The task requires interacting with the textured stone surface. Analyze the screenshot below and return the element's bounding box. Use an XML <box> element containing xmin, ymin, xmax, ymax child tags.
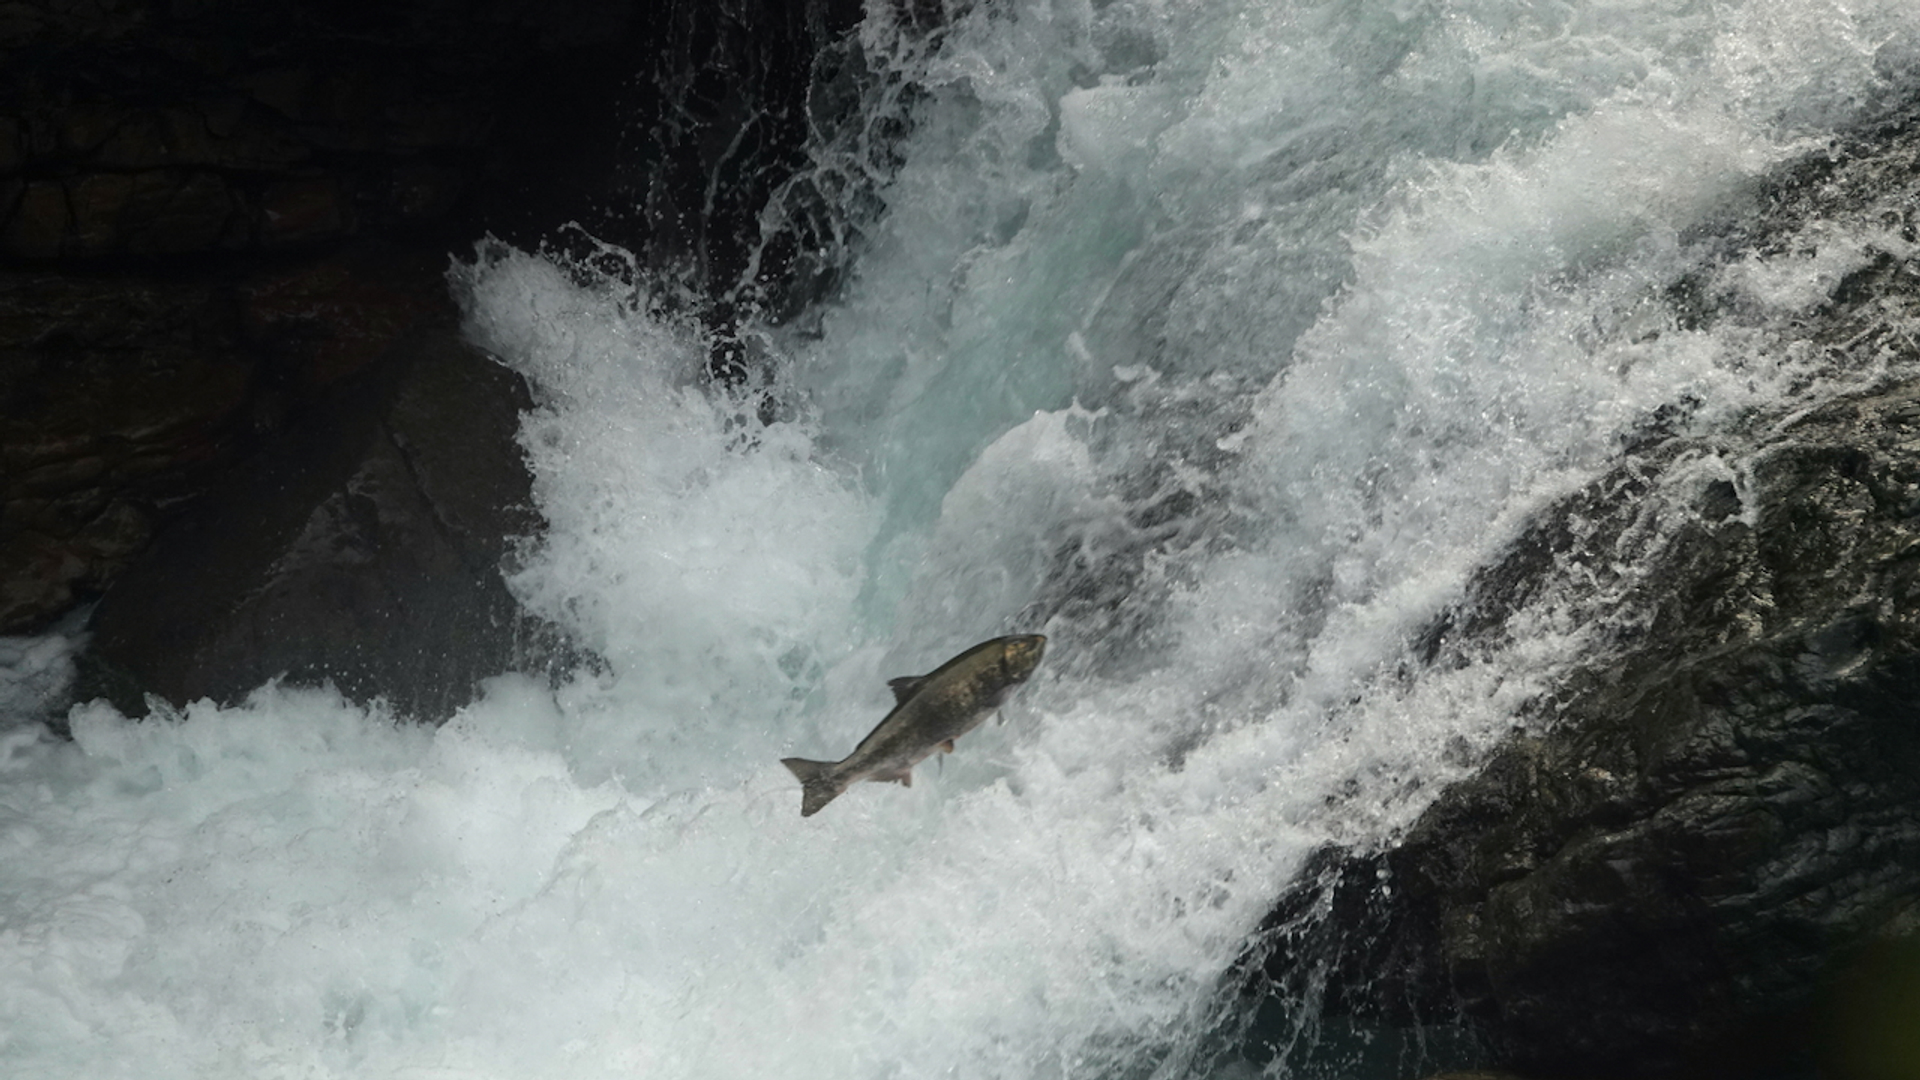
<box><xmin>0</xmin><ymin>242</ymin><xmax>453</xmax><ymax>633</ymax></box>
<box><xmin>1422</xmin><ymin>381</ymin><xmax>1920</xmax><ymax>1076</ymax></box>
<box><xmin>79</xmin><ymin>329</ymin><xmax>557</xmax><ymax>723</ymax></box>
<box><xmin>1243</xmin><ymin>389</ymin><xmax>1920</xmax><ymax>1080</ymax></box>
<box><xmin>1243</xmin><ymin>101</ymin><xmax>1920</xmax><ymax>1080</ymax></box>
<box><xmin>0</xmin><ymin>4</ymin><xmax>562</xmax><ymax>261</ymax></box>
<box><xmin>2</xmin><ymin>0</ymin><xmax>868</xmax><ymax>639</ymax></box>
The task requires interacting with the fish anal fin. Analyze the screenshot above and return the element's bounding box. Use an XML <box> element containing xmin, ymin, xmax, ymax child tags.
<box><xmin>887</xmin><ymin>675</ymin><xmax>931</xmax><ymax>705</ymax></box>
<box><xmin>868</xmin><ymin>765</ymin><xmax>914</xmax><ymax>787</ymax></box>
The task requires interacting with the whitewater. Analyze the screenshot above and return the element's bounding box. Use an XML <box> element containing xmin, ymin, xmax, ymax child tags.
<box><xmin>6</xmin><ymin>0</ymin><xmax>1920</xmax><ymax>1077</ymax></box>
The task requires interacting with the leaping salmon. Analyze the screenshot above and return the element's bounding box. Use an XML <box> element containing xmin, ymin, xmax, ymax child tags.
<box><xmin>781</xmin><ymin>634</ymin><xmax>1047</xmax><ymax>817</ymax></box>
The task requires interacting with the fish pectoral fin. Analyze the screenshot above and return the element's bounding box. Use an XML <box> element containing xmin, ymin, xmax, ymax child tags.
<box><xmin>940</xmin><ymin>739</ymin><xmax>955</xmax><ymax>753</ymax></box>
<box><xmin>887</xmin><ymin>675</ymin><xmax>931</xmax><ymax>705</ymax></box>
<box><xmin>995</xmin><ymin>709</ymin><xmax>1007</xmax><ymax>726</ymax></box>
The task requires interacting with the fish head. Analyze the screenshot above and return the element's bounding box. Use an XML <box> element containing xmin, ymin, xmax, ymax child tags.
<box><xmin>998</xmin><ymin>634</ymin><xmax>1047</xmax><ymax>684</ymax></box>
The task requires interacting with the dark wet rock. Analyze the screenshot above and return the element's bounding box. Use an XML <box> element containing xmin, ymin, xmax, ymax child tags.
<box><xmin>1249</xmin><ymin>376</ymin><xmax>1920</xmax><ymax>1080</ymax></box>
<box><xmin>3</xmin><ymin>0</ymin><xmax>870</xmax><ymax>641</ymax></box>
<box><xmin>2</xmin><ymin>180</ymin><xmax>65</xmax><ymax>258</ymax></box>
<box><xmin>617</xmin><ymin>0</ymin><xmax>864</xmax><ymax>313</ymax></box>
<box><xmin>1242</xmin><ymin>100</ymin><xmax>1920</xmax><ymax>1080</ymax></box>
<box><xmin>0</xmin><ymin>241</ymin><xmax>454</xmax><ymax>634</ymax></box>
<box><xmin>79</xmin><ymin>328</ymin><xmax>558</xmax><ymax>723</ymax></box>
<box><xmin>1</xmin><ymin>269</ymin><xmax>254</xmax><ymax>631</ymax></box>
<box><xmin>0</xmin><ymin>3</ymin><xmax>602</xmax><ymax>262</ymax></box>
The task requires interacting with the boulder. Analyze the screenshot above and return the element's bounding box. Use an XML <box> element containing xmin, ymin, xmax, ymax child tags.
<box><xmin>1428</xmin><ymin>381</ymin><xmax>1918</xmax><ymax>1077</ymax></box>
<box><xmin>0</xmin><ymin>243</ymin><xmax>455</xmax><ymax>635</ymax></box>
<box><xmin>3</xmin><ymin>0</ymin><xmax>867</xmax><ymax>639</ymax></box>
<box><xmin>1241</xmin><ymin>99</ymin><xmax>1920</xmax><ymax>1080</ymax></box>
<box><xmin>79</xmin><ymin>328</ymin><xmax>561</xmax><ymax>723</ymax></box>
<box><xmin>1245</xmin><ymin>383</ymin><xmax>1920</xmax><ymax>1080</ymax></box>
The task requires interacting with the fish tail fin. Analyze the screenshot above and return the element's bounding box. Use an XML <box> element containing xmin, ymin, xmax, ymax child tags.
<box><xmin>781</xmin><ymin>757</ymin><xmax>846</xmax><ymax>817</ymax></box>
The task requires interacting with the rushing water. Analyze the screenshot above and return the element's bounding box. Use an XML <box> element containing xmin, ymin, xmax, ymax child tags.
<box><xmin>6</xmin><ymin>1</ymin><xmax>1920</xmax><ymax>1077</ymax></box>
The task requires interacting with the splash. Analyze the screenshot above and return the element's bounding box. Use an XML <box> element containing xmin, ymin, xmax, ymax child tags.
<box><xmin>6</xmin><ymin>1</ymin><xmax>1920</xmax><ymax>1078</ymax></box>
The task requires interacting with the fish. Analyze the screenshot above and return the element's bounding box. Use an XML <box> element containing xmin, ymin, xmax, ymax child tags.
<box><xmin>781</xmin><ymin>634</ymin><xmax>1048</xmax><ymax>817</ymax></box>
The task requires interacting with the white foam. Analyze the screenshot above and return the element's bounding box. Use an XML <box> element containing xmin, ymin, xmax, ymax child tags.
<box><xmin>8</xmin><ymin>1</ymin><xmax>1920</xmax><ymax>1077</ymax></box>
<box><xmin>0</xmin><ymin>630</ymin><xmax>80</xmax><ymax>729</ymax></box>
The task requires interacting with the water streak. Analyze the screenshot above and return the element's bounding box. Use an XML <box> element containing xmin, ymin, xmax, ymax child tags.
<box><xmin>5</xmin><ymin>1</ymin><xmax>1920</xmax><ymax>1077</ymax></box>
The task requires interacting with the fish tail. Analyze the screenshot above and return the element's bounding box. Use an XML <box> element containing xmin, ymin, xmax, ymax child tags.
<box><xmin>781</xmin><ymin>757</ymin><xmax>846</xmax><ymax>817</ymax></box>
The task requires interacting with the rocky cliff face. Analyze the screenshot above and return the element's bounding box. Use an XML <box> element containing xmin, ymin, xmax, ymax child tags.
<box><xmin>1245</xmin><ymin>103</ymin><xmax>1920</xmax><ymax>1080</ymax></box>
<box><xmin>0</xmin><ymin>0</ymin><xmax>630</xmax><ymax>639</ymax></box>
<box><xmin>1</xmin><ymin>244</ymin><xmax>452</xmax><ymax>635</ymax></box>
<box><xmin>4</xmin><ymin>0</ymin><xmax>858</xmax><ymax>719</ymax></box>
<box><xmin>1405</xmin><ymin>382</ymin><xmax>1918</xmax><ymax>1078</ymax></box>
<box><xmin>75</xmin><ymin>328</ymin><xmax>566</xmax><ymax>723</ymax></box>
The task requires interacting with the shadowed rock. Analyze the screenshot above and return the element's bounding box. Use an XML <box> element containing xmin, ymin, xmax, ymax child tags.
<box><xmin>79</xmin><ymin>328</ymin><xmax>562</xmax><ymax>723</ymax></box>
<box><xmin>1237</xmin><ymin>98</ymin><xmax>1920</xmax><ymax>1080</ymax></box>
<box><xmin>1239</xmin><ymin>382</ymin><xmax>1920</xmax><ymax>1080</ymax></box>
<box><xmin>3</xmin><ymin>0</ymin><xmax>870</xmax><ymax>635</ymax></box>
<box><xmin>0</xmin><ymin>243</ymin><xmax>455</xmax><ymax>635</ymax></box>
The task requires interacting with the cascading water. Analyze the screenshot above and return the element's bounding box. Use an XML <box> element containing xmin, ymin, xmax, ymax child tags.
<box><xmin>5</xmin><ymin>1</ymin><xmax>1920</xmax><ymax>1077</ymax></box>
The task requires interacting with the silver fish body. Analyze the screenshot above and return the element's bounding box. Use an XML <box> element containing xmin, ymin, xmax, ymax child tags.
<box><xmin>781</xmin><ymin>634</ymin><xmax>1047</xmax><ymax>817</ymax></box>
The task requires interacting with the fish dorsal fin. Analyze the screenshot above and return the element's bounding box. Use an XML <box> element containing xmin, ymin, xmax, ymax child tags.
<box><xmin>886</xmin><ymin>675</ymin><xmax>931</xmax><ymax>705</ymax></box>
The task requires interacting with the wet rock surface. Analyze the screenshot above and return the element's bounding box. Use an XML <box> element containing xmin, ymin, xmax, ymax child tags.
<box><xmin>5</xmin><ymin>0</ymin><xmax>862</xmax><ymax>722</ymax></box>
<box><xmin>0</xmin><ymin>0</ymin><xmax>643</xmax><ymax>262</ymax></box>
<box><xmin>1246</xmin><ymin>103</ymin><xmax>1920</xmax><ymax>1080</ymax></box>
<box><xmin>0</xmin><ymin>0</ymin><xmax>634</xmax><ymax>637</ymax></box>
<box><xmin>1</xmin><ymin>243</ymin><xmax>452</xmax><ymax>634</ymax></box>
<box><xmin>77</xmin><ymin>328</ymin><xmax>560</xmax><ymax>723</ymax></box>
<box><xmin>1422</xmin><ymin>384</ymin><xmax>1918</xmax><ymax>1078</ymax></box>
<box><xmin>1251</xmin><ymin>381</ymin><xmax>1920</xmax><ymax>1080</ymax></box>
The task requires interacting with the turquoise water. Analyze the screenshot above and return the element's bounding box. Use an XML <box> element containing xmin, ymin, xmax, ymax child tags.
<box><xmin>6</xmin><ymin>1</ymin><xmax>1920</xmax><ymax>1077</ymax></box>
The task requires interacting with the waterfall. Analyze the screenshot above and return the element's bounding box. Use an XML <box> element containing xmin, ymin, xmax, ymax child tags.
<box><xmin>5</xmin><ymin>1</ymin><xmax>1919</xmax><ymax>1077</ymax></box>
